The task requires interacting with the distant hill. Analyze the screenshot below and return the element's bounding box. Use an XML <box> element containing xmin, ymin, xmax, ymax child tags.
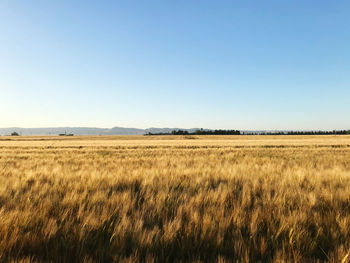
<box><xmin>1</xmin><ymin>127</ymin><xmax>348</xmax><ymax>136</ymax></box>
<box><xmin>0</xmin><ymin>127</ymin><xmax>201</xmax><ymax>136</ymax></box>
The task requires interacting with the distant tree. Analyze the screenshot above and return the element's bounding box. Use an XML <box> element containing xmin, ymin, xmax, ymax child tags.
<box><xmin>11</xmin><ymin>132</ymin><xmax>19</xmax><ymax>136</ymax></box>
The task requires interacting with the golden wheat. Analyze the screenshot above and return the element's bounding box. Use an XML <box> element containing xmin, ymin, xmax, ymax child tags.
<box><xmin>0</xmin><ymin>135</ymin><xmax>350</xmax><ymax>262</ymax></box>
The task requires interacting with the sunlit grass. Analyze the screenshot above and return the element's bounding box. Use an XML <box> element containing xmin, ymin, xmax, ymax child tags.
<box><xmin>0</xmin><ymin>135</ymin><xmax>350</xmax><ymax>262</ymax></box>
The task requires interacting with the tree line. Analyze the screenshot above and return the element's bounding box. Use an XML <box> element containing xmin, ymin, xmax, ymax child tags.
<box><xmin>146</xmin><ymin>129</ymin><xmax>240</xmax><ymax>135</ymax></box>
<box><xmin>242</xmin><ymin>130</ymin><xmax>350</xmax><ymax>135</ymax></box>
<box><xmin>146</xmin><ymin>129</ymin><xmax>350</xmax><ymax>136</ymax></box>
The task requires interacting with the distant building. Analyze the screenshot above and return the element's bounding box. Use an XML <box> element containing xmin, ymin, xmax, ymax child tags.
<box><xmin>59</xmin><ymin>133</ymin><xmax>74</xmax><ymax>136</ymax></box>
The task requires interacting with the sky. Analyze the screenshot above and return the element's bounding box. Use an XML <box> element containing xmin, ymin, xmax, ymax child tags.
<box><xmin>0</xmin><ymin>1</ymin><xmax>349</xmax><ymax>130</ymax></box>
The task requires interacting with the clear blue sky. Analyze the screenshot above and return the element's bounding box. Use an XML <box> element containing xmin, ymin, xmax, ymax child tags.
<box><xmin>1</xmin><ymin>1</ymin><xmax>349</xmax><ymax>130</ymax></box>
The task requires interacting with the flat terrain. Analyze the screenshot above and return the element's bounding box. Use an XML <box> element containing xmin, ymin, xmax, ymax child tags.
<box><xmin>1</xmin><ymin>135</ymin><xmax>350</xmax><ymax>262</ymax></box>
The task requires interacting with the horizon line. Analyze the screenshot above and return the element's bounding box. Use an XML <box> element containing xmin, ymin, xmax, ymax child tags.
<box><xmin>0</xmin><ymin>126</ymin><xmax>349</xmax><ymax>132</ymax></box>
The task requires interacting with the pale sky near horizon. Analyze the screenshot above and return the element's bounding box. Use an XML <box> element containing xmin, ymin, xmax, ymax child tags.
<box><xmin>1</xmin><ymin>1</ymin><xmax>349</xmax><ymax>130</ymax></box>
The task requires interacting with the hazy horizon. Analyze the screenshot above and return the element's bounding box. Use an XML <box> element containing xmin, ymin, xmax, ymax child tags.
<box><xmin>1</xmin><ymin>1</ymin><xmax>349</xmax><ymax>130</ymax></box>
<box><xmin>0</xmin><ymin>125</ymin><xmax>348</xmax><ymax>132</ymax></box>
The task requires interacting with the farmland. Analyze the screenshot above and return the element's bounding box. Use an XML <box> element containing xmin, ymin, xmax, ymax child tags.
<box><xmin>0</xmin><ymin>135</ymin><xmax>350</xmax><ymax>262</ymax></box>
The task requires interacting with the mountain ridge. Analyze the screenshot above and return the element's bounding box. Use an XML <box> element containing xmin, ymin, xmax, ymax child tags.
<box><xmin>1</xmin><ymin>127</ymin><xmax>348</xmax><ymax>136</ymax></box>
<box><xmin>0</xmin><ymin>127</ymin><xmax>201</xmax><ymax>136</ymax></box>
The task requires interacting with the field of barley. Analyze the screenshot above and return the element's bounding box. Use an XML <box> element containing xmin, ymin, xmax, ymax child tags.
<box><xmin>0</xmin><ymin>135</ymin><xmax>350</xmax><ymax>262</ymax></box>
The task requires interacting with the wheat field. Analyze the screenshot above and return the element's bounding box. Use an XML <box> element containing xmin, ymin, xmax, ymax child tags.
<box><xmin>0</xmin><ymin>135</ymin><xmax>350</xmax><ymax>262</ymax></box>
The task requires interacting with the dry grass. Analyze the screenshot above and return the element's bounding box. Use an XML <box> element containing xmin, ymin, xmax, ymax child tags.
<box><xmin>0</xmin><ymin>135</ymin><xmax>350</xmax><ymax>262</ymax></box>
